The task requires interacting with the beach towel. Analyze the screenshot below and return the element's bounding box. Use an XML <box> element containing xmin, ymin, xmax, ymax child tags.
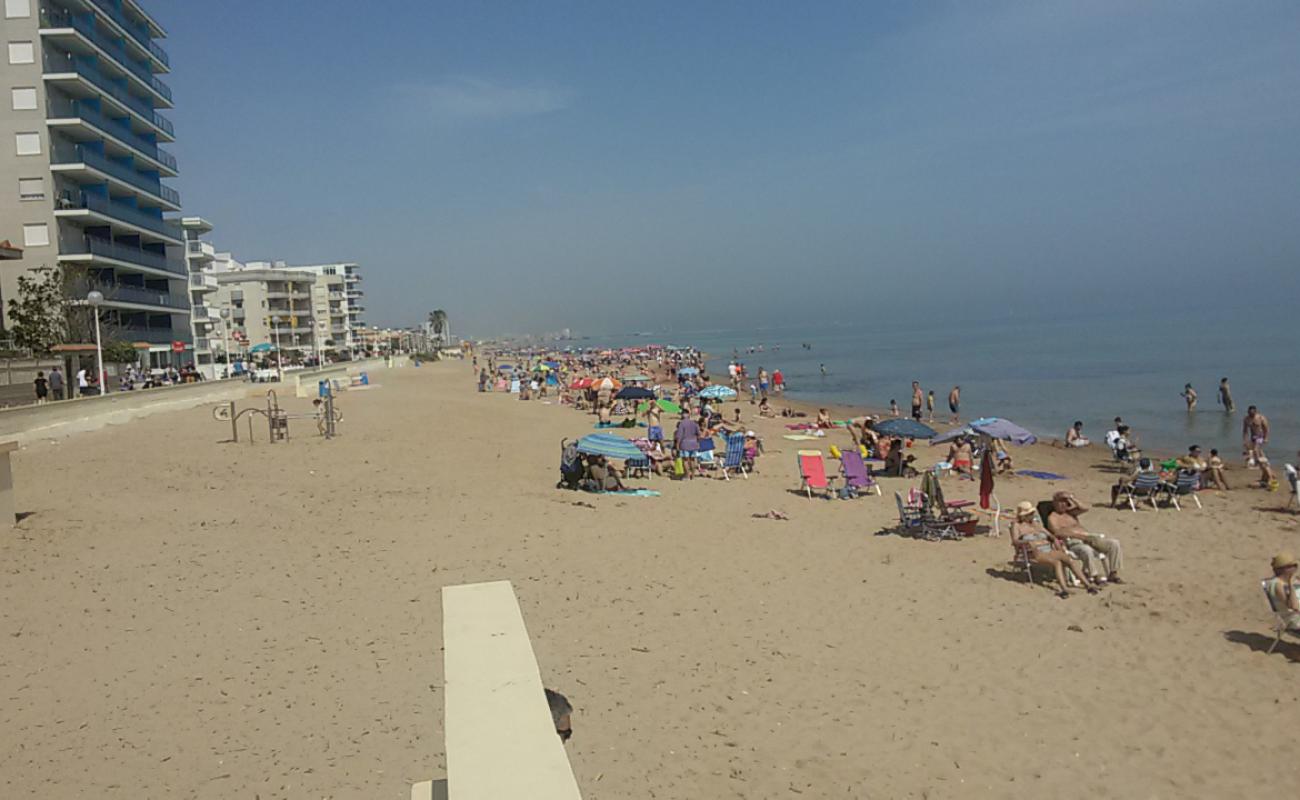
<box><xmin>784</xmin><ymin>434</ymin><xmax>821</xmax><ymax>441</ymax></box>
<box><xmin>1016</xmin><ymin>470</ymin><xmax>1068</xmax><ymax>481</ymax></box>
<box><xmin>610</xmin><ymin>489</ymin><xmax>661</xmax><ymax>497</ymax></box>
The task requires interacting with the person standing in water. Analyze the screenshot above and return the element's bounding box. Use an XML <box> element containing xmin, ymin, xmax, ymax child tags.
<box><xmin>926</xmin><ymin>390</ymin><xmax>935</xmax><ymax>422</ymax></box>
<box><xmin>1182</xmin><ymin>383</ymin><xmax>1197</xmax><ymax>411</ymax></box>
<box><xmin>1218</xmin><ymin>378</ymin><xmax>1235</xmax><ymax>413</ymax></box>
<box><xmin>948</xmin><ymin>386</ymin><xmax>961</xmax><ymax>424</ymax></box>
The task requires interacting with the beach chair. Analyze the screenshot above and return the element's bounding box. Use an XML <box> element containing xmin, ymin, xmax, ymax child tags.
<box><xmin>720</xmin><ymin>432</ymin><xmax>748</xmax><ymax>480</ymax></box>
<box><xmin>1286</xmin><ymin>464</ymin><xmax>1299</xmax><ymax>511</ymax></box>
<box><xmin>1168</xmin><ymin>470</ymin><xmax>1203</xmax><ymax>510</ymax></box>
<box><xmin>839</xmin><ymin>450</ymin><xmax>881</xmax><ymax>497</ymax></box>
<box><xmin>894</xmin><ymin>491</ymin><xmax>925</xmax><ymax>532</ymax></box>
<box><xmin>1118</xmin><ymin>471</ymin><xmax>1168</xmax><ymax>512</ymax></box>
<box><xmin>1262</xmin><ymin>579</ymin><xmax>1300</xmax><ymax>654</ymax></box>
<box><xmin>797</xmin><ymin>450</ymin><xmax>836</xmax><ymax>499</ymax></box>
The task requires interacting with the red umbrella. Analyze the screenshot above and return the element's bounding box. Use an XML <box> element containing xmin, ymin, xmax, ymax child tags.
<box><xmin>979</xmin><ymin>449</ymin><xmax>995</xmax><ymax>510</ymax></box>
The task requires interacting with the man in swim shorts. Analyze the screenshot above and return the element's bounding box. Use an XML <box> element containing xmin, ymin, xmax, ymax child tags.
<box><xmin>1242</xmin><ymin>405</ymin><xmax>1275</xmax><ymax>487</ymax></box>
<box><xmin>948</xmin><ymin>385</ymin><xmax>960</xmax><ymax>424</ymax></box>
<box><xmin>911</xmin><ymin>381</ymin><xmax>923</xmax><ymax>421</ymax></box>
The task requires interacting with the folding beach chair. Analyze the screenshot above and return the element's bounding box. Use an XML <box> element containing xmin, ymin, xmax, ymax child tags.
<box><xmin>797</xmin><ymin>450</ymin><xmax>836</xmax><ymax>499</ymax></box>
<box><xmin>1168</xmin><ymin>470</ymin><xmax>1203</xmax><ymax>510</ymax></box>
<box><xmin>720</xmin><ymin>432</ymin><xmax>748</xmax><ymax>480</ymax></box>
<box><xmin>1118</xmin><ymin>471</ymin><xmax>1168</xmax><ymax>512</ymax></box>
<box><xmin>894</xmin><ymin>491</ymin><xmax>924</xmax><ymax>532</ymax></box>
<box><xmin>839</xmin><ymin>449</ymin><xmax>881</xmax><ymax>497</ymax></box>
<box><xmin>1262</xmin><ymin>579</ymin><xmax>1300</xmax><ymax>653</ymax></box>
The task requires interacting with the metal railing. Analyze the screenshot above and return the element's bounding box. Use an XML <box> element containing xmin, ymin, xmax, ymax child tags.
<box><xmin>44</xmin><ymin>51</ymin><xmax>176</xmax><ymax>142</ymax></box>
<box><xmin>87</xmin><ymin>0</ymin><xmax>169</xmax><ymax>68</ymax></box>
<box><xmin>46</xmin><ymin>96</ymin><xmax>174</xmax><ymax>165</ymax></box>
<box><xmin>52</xmin><ymin>143</ymin><xmax>179</xmax><ymax>205</ymax></box>
<box><xmin>60</xmin><ymin>191</ymin><xmax>183</xmax><ymax>241</ymax></box>
<box><xmin>81</xmin><ymin>235</ymin><xmax>183</xmax><ymax>275</ymax></box>
<box><xmin>115</xmin><ymin>326</ymin><xmax>179</xmax><ymax>345</ymax></box>
<box><xmin>71</xmin><ymin>278</ymin><xmax>188</xmax><ymax>310</ymax></box>
<box><xmin>41</xmin><ymin>7</ymin><xmax>171</xmax><ymax>102</ymax></box>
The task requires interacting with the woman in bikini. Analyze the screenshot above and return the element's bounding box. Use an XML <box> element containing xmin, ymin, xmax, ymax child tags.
<box><xmin>948</xmin><ymin>437</ymin><xmax>975</xmax><ymax>477</ymax></box>
<box><xmin>1010</xmin><ymin>502</ymin><xmax>1097</xmax><ymax>598</ymax></box>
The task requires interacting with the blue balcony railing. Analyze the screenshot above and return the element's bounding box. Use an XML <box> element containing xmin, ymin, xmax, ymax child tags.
<box><xmin>87</xmin><ymin>0</ymin><xmax>169</xmax><ymax>68</ymax></box>
<box><xmin>47</xmin><ymin>97</ymin><xmax>175</xmax><ymax>169</ymax></box>
<box><xmin>44</xmin><ymin>51</ymin><xmax>175</xmax><ymax>142</ymax></box>
<box><xmin>60</xmin><ymin>191</ymin><xmax>183</xmax><ymax>241</ymax></box>
<box><xmin>80</xmin><ymin>235</ymin><xmax>184</xmax><ymax>275</ymax></box>
<box><xmin>115</xmin><ymin>326</ymin><xmax>180</xmax><ymax>345</ymax></box>
<box><xmin>42</xmin><ymin>7</ymin><xmax>171</xmax><ymax>102</ymax></box>
<box><xmin>53</xmin><ymin>144</ymin><xmax>180</xmax><ymax>206</ymax></box>
<box><xmin>71</xmin><ymin>278</ymin><xmax>188</xmax><ymax>310</ymax></box>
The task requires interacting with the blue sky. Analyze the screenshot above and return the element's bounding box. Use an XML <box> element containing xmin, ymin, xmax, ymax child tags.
<box><xmin>152</xmin><ymin>0</ymin><xmax>1300</xmax><ymax>336</ymax></box>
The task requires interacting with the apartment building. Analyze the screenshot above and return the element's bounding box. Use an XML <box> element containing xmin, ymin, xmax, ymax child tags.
<box><xmin>209</xmin><ymin>265</ymin><xmax>316</xmax><ymax>360</ymax></box>
<box><xmin>276</xmin><ymin>262</ymin><xmax>363</xmax><ymax>354</ymax></box>
<box><xmin>1</xmin><ymin>0</ymin><xmax>186</xmax><ymax>365</ymax></box>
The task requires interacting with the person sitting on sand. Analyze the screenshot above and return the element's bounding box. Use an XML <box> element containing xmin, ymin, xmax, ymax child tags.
<box><xmin>1111</xmin><ymin>457</ymin><xmax>1158</xmax><ymax>506</ymax></box>
<box><xmin>758</xmin><ymin>397</ymin><xmax>775</xmax><ymax>417</ymax></box>
<box><xmin>588</xmin><ymin>456</ymin><xmax>624</xmax><ymax>492</ymax></box>
<box><xmin>644</xmin><ymin>440</ymin><xmax>671</xmax><ymax>476</ymax></box>
<box><xmin>1065</xmin><ymin>421</ymin><xmax>1090</xmax><ymax>448</ymax></box>
<box><xmin>991</xmin><ymin>438</ymin><xmax>1014</xmax><ymax>474</ymax></box>
<box><xmin>815</xmin><ymin>408</ymin><xmax>832</xmax><ymax>428</ymax></box>
<box><xmin>1010</xmin><ymin>501</ymin><xmax>1097</xmax><ymax>598</ymax></box>
<box><xmin>1203</xmin><ymin>448</ymin><xmax>1230</xmax><ymax>490</ymax></box>
<box><xmin>884</xmin><ymin>438</ymin><xmax>918</xmax><ymax>478</ymax></box>
<box><xmin>948</xmin><ymin>437</ymin><xmax>974</xmax><ymax>478</ymax></box>
<box><xmin>1047</xmin><ymin>491</ymin><xmax>1125</xmax><ymax>584</ymax></box>
<box><xmin>1105</xmin><ymin>425</ymin><xmax>1139</xmax><ymax>462</ymax></box>
<box><xmin>1265</xmin><ymin>553</ymin><xmax>1300</xmax><ymax>633</ymax></box>
<box><xmin>851</xmin><ymin>417</ymin><xmax>880</xmax><ymax>453</ymax></box>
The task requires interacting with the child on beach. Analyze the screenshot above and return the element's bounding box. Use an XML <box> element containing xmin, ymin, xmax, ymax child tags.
<box><xmin>1204</xmin><ymin>449</ymin><xmax>1230</xmax><ymax>490</ymax></box>
<box><xmin>890</xmin><ymin>399</ymin><xmax>899</xmax><ymax>417</ymax></box>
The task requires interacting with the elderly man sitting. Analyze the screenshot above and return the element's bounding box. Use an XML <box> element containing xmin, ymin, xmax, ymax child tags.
<box><xmin>1046</xmin><ymin>491</ymin><xmax>1125</xmax><ymax>584</ymax></box>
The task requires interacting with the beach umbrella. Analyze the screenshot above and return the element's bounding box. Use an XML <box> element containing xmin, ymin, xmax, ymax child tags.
<box><xmin>596</xmin><ymin>377</ymin><xmax>622</xmax><ymax>391</ymax></box>
<box><xmin>931</xmin><ymin>426</ymin><xmax>974</xmax><ymax>445</ymax></box>
<box><xmin>543</xmin><ymin>361</ymin><xmax>560</xmax><ymax>369</ymax></box>
<box><xmin>698</xmin><ymin>384</ymin><xmax>737</xmax><ymax>401</ymax></box>
<box><xmin>873</xmin><ymin>418</ymin><xmax>938</xmax><ymax>439</ymax></box>
<box><xmin>569</xmin><ymin>377</ymin><xmax>594</xmax><ymax>390</ymax></box>
<box><xmin>498</xmin><ymin>364</ymin><xmax>514</xmax><ymax>371</ymax></box>
<box><xmin>615</xmin><ymin>386</ymin><xmax>655</xmax><ymax>400</ymax></box>
<box><xmin>623</xmin><ymin>373</ymin><xmax>651</xmax><ymax>382</ymax></box>
<box><xmin>575</xmin><ymin>433</ymin><xmax>643</xmax><ymax>460</ymax></box>
<box><xmin>677</xmin><ymin>367</ymin><xmax>699</xmax><ymax>376</ymax></box>
<box><xmin>979</xmin><ymin>448</ymin><xmax>995</xmax><ymax>510</ymax></box>
<box><xmin>637</xmin><ymin>398</ymin><xmax>681</xmax><ymax>415</ymax></box>
<box><xmin>968</xmin><ymin>417</ymin><xmax>1037</xmax><ymax>445</ymax></box>
<box><xmin>250</xmin><ymin>342</ymin><xmax>276</xmax><ymax>353</ymax></box>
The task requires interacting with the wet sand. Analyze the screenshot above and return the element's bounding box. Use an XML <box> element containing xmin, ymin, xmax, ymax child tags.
<box><xmin>2</xmin><ymin>360</ymin><xmax>1299</xmax><ymax>798</ymax></box>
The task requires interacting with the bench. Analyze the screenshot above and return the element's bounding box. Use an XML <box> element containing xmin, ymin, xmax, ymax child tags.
<box><xmin>411</xmin><ymin>580</ymin><xmax>582</xmax><ymax>799</ymax></box>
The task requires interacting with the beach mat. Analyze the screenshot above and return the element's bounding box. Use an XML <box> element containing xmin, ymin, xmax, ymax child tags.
<box><xmin>783</xmin><ymin>434</ymin><xmax>822</xmax><ymax>441</ymax></box>
<box><xmin>609</xmin><ymin>489</ymin><xmax>661</xmax><ymax>497</ymax></box>
<box><xmin>1017</xmin><ymin>470</ymin><xmax>1068</xmax><ymax>481</ymax></box>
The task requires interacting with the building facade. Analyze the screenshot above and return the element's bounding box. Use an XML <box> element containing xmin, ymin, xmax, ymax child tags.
<box><xmin>209</xmin><ymin>266</ymin><xmax>315</xmax><ymax>360</ymax></box>
<box><xmin>1</xmin><ymin>0</ymin><xmax>186</xmax><ymax>365</ymax></box>
<box><xmin>276</xmin><ymin>262</ymin><xmax>363</xmax><ymax>354</ymax></box>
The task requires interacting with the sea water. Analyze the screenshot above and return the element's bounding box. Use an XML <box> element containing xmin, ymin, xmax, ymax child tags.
<box><xmin>595</xmin><ymin>313</ymin><xmax>1297</xmax><ymax>459</ymax></box>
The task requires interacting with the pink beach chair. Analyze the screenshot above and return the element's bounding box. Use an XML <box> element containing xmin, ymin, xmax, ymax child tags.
<box><xmin>797</xmin><ymin>450</ymin><xmax>836</xmax><ymax>499</ymax></box>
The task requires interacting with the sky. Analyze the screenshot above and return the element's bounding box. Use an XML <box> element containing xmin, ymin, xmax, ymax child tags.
<box><xmin>150</xmin><ymin>0</ymin><xmax>1300</xmax><ymax>337</ymax></box>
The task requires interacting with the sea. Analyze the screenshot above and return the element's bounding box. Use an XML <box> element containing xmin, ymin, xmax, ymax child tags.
<box><xmin>585</xmin><ymin>312</ymin><xmax>1297</xmax><ymax>460</ymax></box>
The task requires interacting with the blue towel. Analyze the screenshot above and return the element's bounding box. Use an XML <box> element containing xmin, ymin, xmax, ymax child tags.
<box><xmin>611</xmin><ymin>489</ymin><xmax>661</xmax><ymax>497</ymax></box>
<box><xmin>1017</xmin><ymin>470</ymin><xmax>1067</xmax><ymax>481</ymax></box>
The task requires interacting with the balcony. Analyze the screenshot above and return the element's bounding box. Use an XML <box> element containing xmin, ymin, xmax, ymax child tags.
<box><xmin>51</xmin><ymin>143</ymin><xmax>180</xmax><ymax>208</ymax></box>
<box><xmin>44</xmin><ymin>51</ymin><xmax>175</xmax><ymax>143</ymax></box>
<box><xmin>40</xmin><ymin>7</ymin><xmax>172</xmax><ymax>106</ymax></box>
<box><xmin>60</xmin><ymin>234</ymin><xmax>184</xmax><ymax>278</ymax></box>
<box><xmin>116</xmin><ymin>326</ymin><xmax>180</xmax><ymax>345</ymax></box>
<box><xmin>87</xmin><ymin>0</ymin><xmax>169</xmax><ymax>70</ymax></box>
<box><xmin>186</xmin><ymin>240</ymin><xmax>216</xmax><ymax>261</ymax></box>
<box><xmin>56</xmin><ymin>190</ymin><xmax>183</xmax><ymax>243</ymax></box>
<box><xmin>70</xmin><ymin>278</ymin><xmax>188</xmax><ymax>312</ymax></box>
<box><xmin>188</xmin><ymin>272</ymin><xmax>218</xmax><ymax>291</ymax></box>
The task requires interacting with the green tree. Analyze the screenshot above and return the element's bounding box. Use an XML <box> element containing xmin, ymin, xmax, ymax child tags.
<box><xmin>101</xmin><ymin>340</ymin><xmax>140</xmax><ymax>366</ymax></box>
<box><xmin>6</xmin><ymin>266</ymin><xmax>66</xmax><ymax>354</ymax></box>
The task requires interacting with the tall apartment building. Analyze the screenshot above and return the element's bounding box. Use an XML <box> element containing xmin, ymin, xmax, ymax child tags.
<box><xmin>1</xmin><ymin>0</ymin><xmax>186</xmax><ymax>366</ymax></box>
<box><xmin>209</xmin><ymin>266</ymin><xmax>316</xmax><ymax>360</ymax></box>
<box><xmin>277</xmin><ymin>262</ymin><xmax>363</xmax><ymax>354</ymax></box>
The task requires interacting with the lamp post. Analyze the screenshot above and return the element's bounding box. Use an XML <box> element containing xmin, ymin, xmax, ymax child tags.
<box><xmin>219</xmin><ymin>307</ymin><xmax>232</xmax><ymax>379</ymax></box>
<box><xmin>86</xmin><ymin>290</ymin><xmax>105</xmax><ymax>396</ymax></box>
<box><xmin>270</xmin><ymin>314</ymin><xmax>284</xmax><ymax>381</ymax></box>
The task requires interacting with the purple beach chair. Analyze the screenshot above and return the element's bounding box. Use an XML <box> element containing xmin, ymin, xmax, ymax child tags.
<box><xmin>840</xmin><ymin>450</ymin><xmax>882</xmax><ymax>497</ymax></box>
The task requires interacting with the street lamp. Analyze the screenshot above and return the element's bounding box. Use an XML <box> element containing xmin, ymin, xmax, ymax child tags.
<box><xmin>316</xmin><ymin>317</ymin><xmax>328</xmax><ymax>369</ymax></box>
<box><xmin>219</xmin><ymin>307</ymin><xmax>232</xmax><ymax>379</ymax></box>
<box><xmin>270</xmin><ymin>314</ymin><xmax>284</xmax><ymax>380</ymax></box>
<box><xmin>86</xmin><ymin>290</ymin><xmax>105</xmax><ymax>396</ymax></box>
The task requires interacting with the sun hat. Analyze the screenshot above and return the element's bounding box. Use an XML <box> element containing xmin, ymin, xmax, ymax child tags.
<box><xmin>1272</xmin><ymin>552</ymin><xmax>1298</xmax><ymax>571</ymax></box>
<box><xmin>1015</xmin><ymin>501</ymin><xmax>1035</xmax><ymax>517</ymax></box>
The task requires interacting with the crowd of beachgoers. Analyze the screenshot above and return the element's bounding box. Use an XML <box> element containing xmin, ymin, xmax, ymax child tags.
<box><xmin>472</xmin><ymin>342</ymin><xmax>1300</xmax><ymax>625</ymax></box>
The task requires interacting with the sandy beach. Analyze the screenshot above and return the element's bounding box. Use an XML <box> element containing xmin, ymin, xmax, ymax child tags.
<box><xmin>3</xmin><ymin>360</ymin><xmax>1300</xmax><ymax>799</ymax></box>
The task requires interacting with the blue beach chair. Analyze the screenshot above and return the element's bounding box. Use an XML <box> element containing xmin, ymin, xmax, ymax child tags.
<box><xmin>720</xmin><ymin>432</ymin><xmax>748</xmax><ymax>480</ymax></box>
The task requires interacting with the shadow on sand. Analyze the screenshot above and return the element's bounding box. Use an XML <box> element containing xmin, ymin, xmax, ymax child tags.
<box><xmin>1223</xmin><ymin>630</ymin><xmax>1300</xmax><ymax>663</ymax></box>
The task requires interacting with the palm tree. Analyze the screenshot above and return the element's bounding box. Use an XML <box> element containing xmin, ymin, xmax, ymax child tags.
<box><xmin>427</xmin><ymin>309</ymin><xmax>448</xmax><ymax>345</ymax></box>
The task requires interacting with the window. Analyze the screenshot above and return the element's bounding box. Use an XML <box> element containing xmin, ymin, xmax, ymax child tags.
<box><xmin>4</xmin><ymin>0</ymin><xmax>31</xmax><ymax>19</ymax></box>
<box><xmin>15</xmin><ymin>132</ymin><xmax>40</xmax><ymax>155</ymax></box>
<box><xmin>22</xmin><ymin>223</ymin><xmax>49</xmax><ymax>248</ymax></box>
<box><xmin>7</xmin><ymin>41</ymin><xmax>34</xmax><ymax>64</ymax></box>
<box><xmin>18</xmin><ymin>177</ymin><xmax>44</xmax><ymax>200</ymax></box>
<box><xmin>11</xmin><ymin>87</ymin><xmax>36</xmax><ymax>110</ymax></box>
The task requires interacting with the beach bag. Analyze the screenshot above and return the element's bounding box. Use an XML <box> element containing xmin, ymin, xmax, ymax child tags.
<box><xmin>673</xmin><ymin>457</ymin><xmax>685</xmax><ymax>477</ymax></box>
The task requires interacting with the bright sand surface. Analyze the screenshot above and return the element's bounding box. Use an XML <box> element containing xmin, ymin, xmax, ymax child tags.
<box><xmin>2</xmin><ymin>361</ymin><xmax>1300</xmax><ymax>798</ymax></box>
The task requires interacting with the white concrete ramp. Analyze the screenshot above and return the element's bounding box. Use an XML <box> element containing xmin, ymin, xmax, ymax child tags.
<box><xmin>413</xmin><ymin>580</ymin><xmax>581</xmax><ymax>799</ymax></box>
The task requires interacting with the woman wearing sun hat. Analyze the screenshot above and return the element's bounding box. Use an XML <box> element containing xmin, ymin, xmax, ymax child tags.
<box><xmin>1265</xmin><ymin>553</ymin><xmax>1300</xmax><ymax>632</ymax></box>
<box><xmin>1010</xmin><ymin>501</ymin><xmax>1097</xmax><ymax>598</ymax></box>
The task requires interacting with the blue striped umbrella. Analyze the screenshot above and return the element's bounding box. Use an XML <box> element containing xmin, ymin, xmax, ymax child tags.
<box><xmin>699</xmin><ymin>384</ymin><xmax>738</xmax><ymax>400</ymax></box>
<box><xmin>575</xmin><ymin>433</ymin><xmax>644</xmax><ymax>460</ymax></box>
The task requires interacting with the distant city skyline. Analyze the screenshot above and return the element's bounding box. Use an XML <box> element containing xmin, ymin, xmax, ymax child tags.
<box><xmin>149</xmin><ymin>0</ymin><xmax>1300</xmax><ymax>335</ymax></box>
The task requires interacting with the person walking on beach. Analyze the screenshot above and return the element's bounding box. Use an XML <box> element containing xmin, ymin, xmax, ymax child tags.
<box><xmin>758</xmin><ymin>368</ymin><xmax>769</xmax><ymax>400</ymax></box>
<box><xmin>926</xmin><ymin>390</ymin><xmax>935</xmax><ymax>422</ymax></box>
<box><xmin>1182</xmin><ymin>383</ymin><xmax>1197</xmax><ymax>411</ymax></box>
<box><xmin>1218</xmin><ymin>378</ymin><xmax>1235</xmax><ymax>413</ymax></box>
<box><xmin>48</xmin><ymin>366</ymin><xmax>64</xmax><ymax>400</ymax></box>
<box><xmin>948</xmin><ymin>386</ymin><xmax>960</xmax><ymax>424</ymax></box>
<box><xmin>772</xmin><ymin>368</ymin><xmax>783</xmax><ymax>394</ymax></box>
<box><xmin>1242</xmin><ymin>406</ymin><xmax>1276</xmax><ymax>487</ymax></box>
<box><xmin>674</xmin><ymin>412</ymin><xmax>701</xmax><ymax>480</ymax></box>
<box><xmin>33</xmin><ymin>371</ymin><xmax>48</xmax><ymax>404</ymax></box>
<box><xmin>910</xmin><ymin>381</ymin><xmax>923</xmax><ymax>421</ymax></box>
